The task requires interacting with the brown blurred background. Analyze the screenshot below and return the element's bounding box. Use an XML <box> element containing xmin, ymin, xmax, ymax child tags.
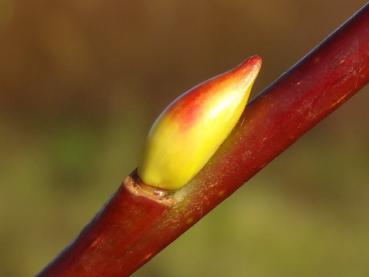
<box><xmin>1</xmin><ymin>0</ymin><xmax>369</xmax><ymax>276</ymax></box>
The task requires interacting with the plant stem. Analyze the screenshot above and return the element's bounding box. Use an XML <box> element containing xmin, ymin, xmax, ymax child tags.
<box><xmin>38</xmin><ymin>3</ymin><xmax>369</xmax><ymax>277</ymax></box>
<box><xmin>38</xmin><ymin>175</ymin><xmax>174</xmax><ymax>276</ymax></box>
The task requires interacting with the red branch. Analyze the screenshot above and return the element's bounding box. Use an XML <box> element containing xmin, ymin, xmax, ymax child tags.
<box><xmin>38</xmin><ymin>3</ymin><xmax>369</xmax><ymax>277</ymax></box>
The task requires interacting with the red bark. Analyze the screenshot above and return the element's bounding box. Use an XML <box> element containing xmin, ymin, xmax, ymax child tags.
<box><xmin>38</xmin><ymin>176</ymin><xmax>174</xmax><ymax>276</ymax></box>
<box><xmin>38</xmin><ymin>3</ymin><xmax>369</xmax><ymax>277</ymax></box>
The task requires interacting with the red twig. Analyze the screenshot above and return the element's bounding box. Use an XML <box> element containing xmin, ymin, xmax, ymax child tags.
<box><xmin>38</xmin><ymin>3</ymin><xmax>369</xmax><ymax>277</ymax></box>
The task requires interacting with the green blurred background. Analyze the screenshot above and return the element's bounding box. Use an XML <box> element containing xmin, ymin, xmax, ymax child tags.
<box><xmin>1</xmin><ymin>0</ymin><xmax>369</xmax><ymax>276</ymax></box>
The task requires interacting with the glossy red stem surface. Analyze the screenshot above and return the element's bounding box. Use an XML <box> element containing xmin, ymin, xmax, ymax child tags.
<box><xmin>38</xmin><ymin>177</ymin><xmax>173</xmax><ymax>277</ymax></box>
<box><xmin>38</xmin><ymin>3</ymin><xmax>369</xmax><ymax>277</ymax></box>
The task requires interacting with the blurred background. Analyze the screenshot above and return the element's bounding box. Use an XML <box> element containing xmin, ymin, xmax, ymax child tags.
<box><xmin>0</xmin><ymin>0</ymin><xmax>368</xmax><ymax>276</ymax></box>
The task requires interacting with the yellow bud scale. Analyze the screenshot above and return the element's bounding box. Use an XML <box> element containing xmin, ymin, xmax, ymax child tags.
<box><xmin>138</xmin><ymin>55</ymin><xmax>262</xmax><ymax>190</ymax></box>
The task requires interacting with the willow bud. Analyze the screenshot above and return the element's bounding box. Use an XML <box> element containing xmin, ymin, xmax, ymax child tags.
<box><xmin>138</xmin><ymin>55</ymin><xmax>262</xmax><ymax>190</ymax></box>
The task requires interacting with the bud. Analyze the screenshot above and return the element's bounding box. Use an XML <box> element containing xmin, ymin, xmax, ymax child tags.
<box><xmin>138</xmin><ymin>55</ymin><xmax>262</xmax><ymax>190</ymax></box>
